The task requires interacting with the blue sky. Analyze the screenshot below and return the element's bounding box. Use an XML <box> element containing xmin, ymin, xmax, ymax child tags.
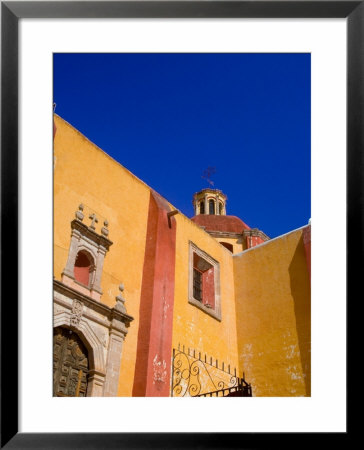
<box><xmin>54</xmin><ymin>53</ymin><xmax>310</xmax><ymax>239</ymax></box>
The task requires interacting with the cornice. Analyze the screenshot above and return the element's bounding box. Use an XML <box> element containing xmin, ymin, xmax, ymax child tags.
<box><xmin>206</xmin><ymin>230</ymin><xmax>242</xmax><ymax>239</ymax></box>
<box><xmin>71</xmin><ymin>219</ymin><xmax>113</xmax><ymax>250</ymax></box>
<box><xmin>53</xmin><ymin>279</ymin><xmax>134</xmax><ymax>325</ymax></box>
<box><xmin>242</xmin><ymin>228</ymin><xmax>270</xmax><ymax>241</ymax></box>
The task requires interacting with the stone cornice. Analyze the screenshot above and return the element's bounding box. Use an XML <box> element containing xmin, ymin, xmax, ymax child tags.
<box><xmin>71</xmin><ymin>219</ymin><xmax>113</xmax><ymax>250</ymax></box>
<box><xmin>242</xmin><ymin>228</ymin><xmax>270</xmax><ymax>241</ymax></box>
<box><xmin>191</xmin><ymin>225</ymin><xmax>270</xmax><ymax>242</ymax></box>
<box><xmin>193</xmin><ymin>188</ymin><xmax>227</xmax><ymax>200</ymax></box>
<box><xmin>53</xmin><ymin>279</ymin><xmax>134</xmax><ymax>325</ymax></box>
<box><xmin>207</xmin><ymin>230</ymin><xmax>242</xmax><ymax>239</ymax></box>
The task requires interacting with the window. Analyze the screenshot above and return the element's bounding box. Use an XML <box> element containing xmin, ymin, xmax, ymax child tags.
<box><xmin>199</xmin><ymin>201</ymin><xmax>205</xmax><ymax>214</ymax></box>
<box><xmin>189</xmin><ymin>241</ymin><xmax>221</xmax><ymax>320</ymax></box>
<box><xmin>74</xmin><ymin>250</ymin><xmax>94</xmax><ymax>286</ymax></box>
<box><xmin>62</xmin><ymin>204</ymin><xmax>113</xmax><ymax>301</ymax></box>
<box><xmin>208</xmin><ymin>199</ymin><xmax>215</xmax><ymax>215</ymax></box>
<box><xmin>193</xmin><ymin>268</ymin><xmax>202</xmax><ymax>301</ymax></box>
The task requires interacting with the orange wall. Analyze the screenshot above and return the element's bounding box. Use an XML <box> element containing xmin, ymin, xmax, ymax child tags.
<box><xmin>233</xmin><ymin>227</ymin><xmax>311</xmax><ymax>396</ymax></box>
<box><xmin>54</xmin><ymin>115</ymin><xmax>240</xmax><ymax>396</ymax></box>
<box><xmin>54</xmin><ymin>115</ymin><xmax>151</xmax><ymax>396</ymax></box>
<box><xmin>215</xmin><ymin>236</ymin><xmax>243</xmax><ymax>254</ymax></box>
<box><xmin>54</xmin><ymin>115</ymin><xmax>310</xmax><ymax>398</ymax></box>
<box><xmin>172</xmin><ymin>214</ymin><xmax>240</xmax><ymax>384</ymax></box>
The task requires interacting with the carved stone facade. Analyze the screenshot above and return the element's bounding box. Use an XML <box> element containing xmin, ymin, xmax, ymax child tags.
<box><xmin>61</xmin><ymin>205</ymin><xmax>113</xmax><ymax>302</ymax></box>
<box><xmin>54</xmin><ymin>280</ymin><xmax>133</xmax><ymax>396</ymax></box>
<box><xmin>53</xmin><ymin>116</ymin><xmax>311</xmax><ymax>398</ymax></box>
<box><xmin>54</xmin><ymin>205</ymin><xmax>133</xmax><ymax>397</ymax></box>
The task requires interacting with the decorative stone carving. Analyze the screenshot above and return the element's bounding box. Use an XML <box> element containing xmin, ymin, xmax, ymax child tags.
<box><xmin>89</xmin><ymin>213</ymin><xmax>98</xmax><ymax>230</ymax></box>
<box><xmin>62</xmin><ymin>204</ymin><xmax>113</xmax><ymax>302</ymax></box>
<box><xmin>75</xmin><ymin>203</ymin><xmax>84</xmax><ymax>221</ymax></box>
<box><xmin>70</xmin><ymin>299</ymin><xmax>83</xmax><ymax>327</ymax></box>
<box><xmin>53</xmin><ymin>304</ymin><xmax>63</xmax><ymax>315</ymax></box>
<box><xmin>114</xmin><ymin>283</ymin><xmax>127</xmax><ymax>314</ymax></box>
<box><xmin>101</xmin><ymin>220</ymin><xmax>109</xmax><ymax>237</ymax></box>
<box><xmin>54</xmin><ymin>279</ymin><xmax>134</xmax><ymax>397</ymax></box>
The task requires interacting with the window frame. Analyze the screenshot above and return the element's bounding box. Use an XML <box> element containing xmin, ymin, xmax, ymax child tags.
<box><xmin>74</xmin><ymin>249</ymin><xmax>95</xmax><ymax>288</ymax></box>
<box><xmin>192</xmin><ymin>267</ymin><xmax>203</xmax><ymax>301</ymax></box>
<box><xmin>199</xmin><ymin>201</ymin><xmax>205</xmax><ymax>215</ymax></box>
<box><xmin>208</xmin><ymin>199</ymin><xmax>215</xmax><ymax>215</ymax></box>
<box><xmin>188</xmin><ymin>241</ymin><xmax>221</xmax><ymax>321</ymax></box>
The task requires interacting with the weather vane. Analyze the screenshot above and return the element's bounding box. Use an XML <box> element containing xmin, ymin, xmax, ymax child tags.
<box><xmin>201</xmin><ymin>167</ymin><xmax>216</xmax><ymax>188</ymax></box>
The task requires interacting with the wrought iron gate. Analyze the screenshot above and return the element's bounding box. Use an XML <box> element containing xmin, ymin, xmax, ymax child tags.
<box><xmin>171</xmin><ymin>344</ymin><xmax>252</xmax><ymax>397</ymax></box>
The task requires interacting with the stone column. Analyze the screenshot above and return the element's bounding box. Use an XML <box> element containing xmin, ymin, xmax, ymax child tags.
<box><xmin>204</xmin><ymin>195</ymin><xmax>208</xmax><ymax>215</ymax></box>
<box><xmin>91</xmin><ymin>245</ymin><xmax>107</xmax><ymax>298</ymax></box>
<box><xmin>103</xmin><ymin>321</ymin><xmax>127</xmax><ymax>396</ymax></box>
<box><xmin>87</xmin><ymin>370</ymin><xmax>105</xmax><ymax>397</ymax></box>
<box><xmin>62</xmin><ymin>229</ymin><xmax>81</xmax><ymax>278</ymax></box>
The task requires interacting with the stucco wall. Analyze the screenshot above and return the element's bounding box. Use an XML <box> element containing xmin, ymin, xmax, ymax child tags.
<box><xmin>233</xmin><ymin>227</ymin><xmax>311</xmax><ymax>396</ymax></box>
<box><xmin>54</xmin><ymin>115</ymin><xmax>310</xmax><ymax>397</ymax></box>
<box><xmin>214</xmin><ymin>236</ymin><xmax>243</xmax><ymax>254</ymax></box>
<box><xmin>172</xmin><ymin>213</ymin><xmax>240</xmax><ymax>386</ymax></box>
<box><xmin>54</xmin><ymin>115</ymin><xmax>150</xmax><ymax>396</ymax></box>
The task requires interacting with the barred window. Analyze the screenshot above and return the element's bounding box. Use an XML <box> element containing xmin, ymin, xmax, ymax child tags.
<box><xmin>193</xmin><ymin>269</ymin><xmax>202</xmax><ymax>301</ymax></box>
<box><xmin>189</xmin><ymin>242</ymin><xmax>221</xmax><ymax>321</ymax></box>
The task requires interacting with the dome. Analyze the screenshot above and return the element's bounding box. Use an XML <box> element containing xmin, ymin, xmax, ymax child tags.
<box><xmin>191</xmin><ymin>214</ymin><xmax>250</xmax><ymax>234</ymax></box>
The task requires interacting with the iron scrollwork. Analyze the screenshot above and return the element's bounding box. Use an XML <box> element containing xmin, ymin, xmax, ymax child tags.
<box><xmin>172</xmin><ymin>346</ymin><xmax>248</xmax><ymax>397</ymax></box>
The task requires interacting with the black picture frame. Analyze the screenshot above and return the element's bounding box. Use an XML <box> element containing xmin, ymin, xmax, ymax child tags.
<box><xmin>1</xmin><ymin>1</ymin><xmax>357</xmax><ymax>448</ymax></box>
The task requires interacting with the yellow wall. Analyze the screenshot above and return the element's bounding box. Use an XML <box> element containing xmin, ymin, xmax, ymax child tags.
<box><xmin>215</xmin><ymin>236</ymin><xmax>244</xmax><ymax>254</ymax></box>
<box><xmin>54</xmin><ymin>115</ymin><xmax>151</xmax><ymax>396</ymax></box>
<box><xmin>54</xmin><ymin>115</ymin><xmax>240</xmax><ymax>396</ymax></box>
<box><xmin>54</xmin><ymin>115</ymin><xmax>310</xmax><ymax>397</ymax></box>
<box><xmin>172</xmin><ymin>214</ymin><xmax>240</xmax><ymax>381</ymax></box>
<box><xmin>233</xmin><ymin>228</ymin><xmax>311</xmax><ymax>396</ymax></box>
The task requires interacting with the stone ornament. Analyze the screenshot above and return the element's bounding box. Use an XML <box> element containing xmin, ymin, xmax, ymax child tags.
<box><xmin>70</xmin><ymin>299</ymin><xmax>83</xmax><ymax>327</ymax></box>
<box><xmin>114</xmin><ymin>283</ymin><xmax>127</xmax><ymax>313</ymax></box>
<box><xmin>75</xmin><ymin>204</ymin><xmax>84</xmax><ymax>221</ymax></box>
<box><xmin>101</xmin><ymin>220</ymin><xmax>109</xmax><ymax>237</ymax></box>
<box><xmin>88</xmin><ymin>213</ymin><xmax>98</xmax><ymax>230</ymax></box>
<box><xmin>62</xmin><ymin>204</ymin><xmax>113</xmax><ymax>302</ymax></box>
<box><xmin>75</xmin><ymin>204</ymin><xmax>110</xmax><ymax>238</ymax></box>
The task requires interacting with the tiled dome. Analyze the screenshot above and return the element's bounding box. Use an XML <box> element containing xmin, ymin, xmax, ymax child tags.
<box><xmin>191</xmin><ymin>214</ymin><xmax>250</xmax><ymax>233</ymax></box>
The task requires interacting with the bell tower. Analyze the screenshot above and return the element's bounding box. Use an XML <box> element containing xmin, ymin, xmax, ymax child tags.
<box><xmin>192</xmin><ymin>188</ymin><xmax>269</xmax><ymax>253</ymax></box>
<box><xmin>192</xmin><ymin>188</ymin><xmax>227</xmax><ymax>216</ymax></box>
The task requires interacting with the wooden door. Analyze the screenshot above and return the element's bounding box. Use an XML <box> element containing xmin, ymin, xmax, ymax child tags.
<box><xmin>53</xmin><ymin>327</ymin><xmax>89</xmax><ymax>397</ymax></box>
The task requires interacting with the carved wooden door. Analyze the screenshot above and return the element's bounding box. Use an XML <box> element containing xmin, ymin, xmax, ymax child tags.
<box><xmin>53</xmin><ymin>327</ymin><xmax>89</xmax><ymax>397</ymax></box>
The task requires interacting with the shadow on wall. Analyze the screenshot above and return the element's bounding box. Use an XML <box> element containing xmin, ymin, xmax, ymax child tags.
<box><xmin>289</xmin><ymin>235</ymin><xmax>311</xmax><ymax>396</ymax></box>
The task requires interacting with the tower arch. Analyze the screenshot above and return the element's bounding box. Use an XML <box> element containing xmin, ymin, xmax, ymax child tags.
<box><xmin>192</xmin><ymin>188</ymin><xmax>227</xmax><ymax>216</ymax></box>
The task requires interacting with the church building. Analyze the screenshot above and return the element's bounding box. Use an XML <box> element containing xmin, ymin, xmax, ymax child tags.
<box><xmin>53</xmin><ymin>114</ymin><xmax>311</xmax><ymax>397</ymax></box>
